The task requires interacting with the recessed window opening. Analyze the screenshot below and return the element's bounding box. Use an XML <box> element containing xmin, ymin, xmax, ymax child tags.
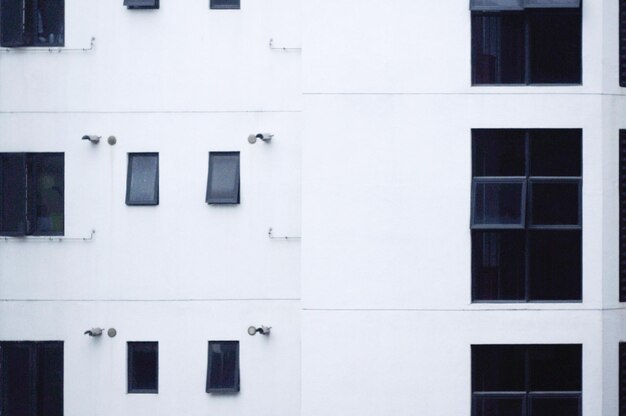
<box><xmin>126</xmin><ymin>153</ymin><xmax>159</xmax><ymax>206</ymax></box>
<box><xmin>210</xmin><ymin>0</ymin><xmax>240</xmax><ymax>9</ymax></box>
<box><xmin>206</xmin><ymin>152</ymin><xmax>240</xmax><ymax>205</ymax></box>
<box><xmin>206</xmin><ymin>341</ymin><xmax>239</xmax><ymax>393</ymax></box>
<box><xmin>0</xmin><ymin>0</ymin><xmax>64</xmax><ymax>47</ymax></box>
<box><xmin>127</xmin><ymin>342</ymin><xmax>158</xmax><ymax>394</ymax></box>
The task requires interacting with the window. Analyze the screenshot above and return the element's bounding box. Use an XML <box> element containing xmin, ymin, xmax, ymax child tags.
<box><xmin>0</xmin><ymin>0</ymin><xmax>64</xmax><ymax>47</ymax></box>
<box><xmin>127</xmin><ymin>342</ymin><xmax>158</xmax><ymax>393</ymax></box>
<box><xmin>210</xmin><ymin>0</ymin><xmax>240</xmax><ymax>9</ymax></box>
<box><xmin>470</xmin><ymin>0</ymin><xmax>581</xmax><ymax>85</ymax></box>
<box><xmin>126</xmin><ymin>153</ymin><xmax>159</xmax><ymax>206</ymax></box>
<box><xmin>0</xmin><ymin>341</ymin><xmax>63</xmax><ymax>416</ymax></box>
<box><xmin>620</xmin><ymin>343</ymin><xmax>626</xmax><ymax>416</ymax></box>
<box><xmin>0</xmin><ymin>153</ymin><xmax>64</xmax><ymax>236</ymax></box>
<box><xmin>206</xmin><ymin>152</ymin><xmax>240</xmax><ymax>205</ymax></box>
<box><xmin>206</xmin><ymin>341</ymin><xmax>239</xmax><ymax>393</ymax></box>
<box><xmin>621</xmin><ymin>0</ymin><xmax>626</xmax><ymax>87</ymax></box>
<box><xmin>471</xmin><ymin>129</ymin><xmax>582</xmax><ymax>301</ymax></box>
<box><xmin>472</xmin><ymin>344</ymin><xmax>581</xmax><ymax>416</ymax></box>
<box><xmin>124</xmin><ymin>0</ymin><xmax>159</xmax><ymax>9</ymax></box>
<box><xmin>621</xmin><ymin>131</ymin><xmax>626</xmax><ymax>302</ymax></box>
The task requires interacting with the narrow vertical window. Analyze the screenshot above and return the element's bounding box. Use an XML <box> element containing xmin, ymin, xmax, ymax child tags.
<box><xmin>206</xmin><ymin>152</ymin><xmax>240</xmax><ymax>205</ymax></box>
<box><xmin>126</xmin><ymin>153</ymin><xmax>159</xmax><ymax>206</ymax></box>
<box><xmin>210</xmin><ymin>0</ymin><xmax>240</xmax><ymax>9</ymax></box>
<box><xmin>620</xmin><ymin>343</ymin><xmax>626</xmax><ymax>416</ymax></box>
<box><xmin>127</xmin><ymin>342</ymin><xmax>158</xmax><ymax>393</ymax></box>
<box><xmin>621</xmin><ymin>0</ymin><xmax>626</xmax><ymax>86</ymax></box>
<box><xmin>620</xmin><ymin>131</ymin><xmax>626</xmax><ymax>301</ymax></box>
<box><xmin>206</xmin><ymin>341</ymin><xmax>239</xmax><ymax>393</ymax></box>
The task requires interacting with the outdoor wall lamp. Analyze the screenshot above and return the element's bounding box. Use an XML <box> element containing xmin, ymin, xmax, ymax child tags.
<box><xmin>84</xmin><ymin>328</ymin><xmax>104</xmax><ymax>336</ymax></box>
<box><xmin>247</xmin><ymin>325</ymin><xmax>271</xmax><ymax>336</ymax></box>
<box><xmin>82</xmin><ymin>135</ymin><xmax>101</xmax><ymax>144</ymax></box>
<box><xmin>247</xmin><ymin>133</ymin><xmax>273</xmax><ymax>144</ymax></box>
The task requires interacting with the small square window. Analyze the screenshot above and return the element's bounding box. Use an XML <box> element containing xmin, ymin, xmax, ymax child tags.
<box><xmin>206</xmin><ymin>341</ymin><xmax>239</xmax><ymax>393</ymax></box>
<box><xmin>0</xmin><ymin>0</ymin><xmax>64</xmax><ymax>47</ymax></box>
<box><xmin>206</xmin><ymin>152</ymin><xmax>240</xmax><ymax>205</ymax></box>
<box><xmin>126</xmin><ymin>153</ymin><xmax>159</xmax><ymax>206</ymax></box>
<box><xmin>210</xmin><ymin>0</ymin><xmax>240</xmax><ymax>9</ymax></box>
<box><xmin>124</xmin><ymin>0</ymin><xmax>159</xmax><ymax>9</ymax></box>
<box><xmin>128</xmin><ymin>342</ymin><xmax>158</xmax><ymax>394</ymax></box>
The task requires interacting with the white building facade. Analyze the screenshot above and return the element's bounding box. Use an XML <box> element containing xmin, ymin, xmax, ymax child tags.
<box><xmin>0</xmin><ymin>0</ymin><xmax>624</xmax><ymax>415</ymax></box>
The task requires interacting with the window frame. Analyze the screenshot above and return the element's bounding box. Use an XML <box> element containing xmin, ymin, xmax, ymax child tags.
<box><xmin>471</xmin><ymin>7</ymin><xmax>582</xmax><ymax>86</ymax></box>
<box><xmin>210</xmin><ymin>0</ymin><xmax>240</xmax><ymax>9</ymax></box>
<box><xmin>470</xmin><ymin>129</ymin><xmax>582</xmax><ymax>303</ymax></box>
<box><xmin>0</xmin><ymin>0</ymin><xmax>65</xmax><ymax>47</ymax></box>
<box><xmin>125</xmin><ymin>152</ymin><xmax>159</xmax><ymax>206</ymax></box>
<box><xmin>206</xmin><ymin>340</ymin><xmax>240</xmax><ymax>393</ymax></box>
<box><xmin>205</xmin><ymin>151</ymin><xmax>240</xmax><ymax>205</ymax></box>
<box><xmin>127</xmin><ymin>341</ymin><xmax>159</xmax><ymax>394</ymax></box>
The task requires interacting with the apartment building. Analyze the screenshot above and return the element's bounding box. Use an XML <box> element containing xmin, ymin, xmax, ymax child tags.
<box><xmin>0</xmin><ymin>0</ymin><xmax>624</xmax><ymax>415</ymax></box>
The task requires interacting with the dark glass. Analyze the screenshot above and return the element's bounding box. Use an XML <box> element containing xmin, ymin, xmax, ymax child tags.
<box><xmin>473</xmin><ymin>231</ymin><xmax>526</xmax><ymax>301</ymax></box>
<box><xmin>530</xmin><ymin>130</ymin><xmax>582</xmax><ymax>177</ymax></box>
<box><xmin>35</xmin><ymin>0</ymin><xmax>64</xmax><ymax>46</ymax></box>
<box><xmin>472</xmin><ymin>14</ymin><xmax>525</xmax><ymax>84</ymax></box>
<box><xmin>473</xmin><ymin>130</ymin><xmax>526</xmax><ymax>177</ymax></box>
<box><xmin>207</xmin><ymin>341</ymin><xmax>239</xmax><ymax>391</ymax></box>
<box><xmin>530</xmin><ymin>396</ymin><xmax>580</xmax><ymax>416</ymax></box>
<box><xmin>0</xmin><ymin>154</ymin><xmax>26</xmax><ymax>235</ymax></box>
<box><xmin>529</xmin><ymin>231</ymin><xmax>581</xmax><ymax>300</ymax></box>
<box><xmin>127</xmin><ymin>154</ymin><xmax>158</xmax><ymax>205</ymax></box>
<box><xmin>529</xmin><ymin>345</ymin><xmax>581</xmax><ymax>391</ymax></box>
<box><xmin>472</xmin><ymin>345</ymin><xmax>526</xmax><ymax>391</ymax></box>
<box><xmin>37</xmin><ymin>343</ymin><xmax>64</xmax><ymax>416</ymax></box>
<box><xmin>529</xmin><ymin>11</ymin><xmax>581</xmax><ymax>84</ymax></box>
<box><xmin>474</xmin><ymin>396</ymin><xmax>525</xmax><ymax>416</ymax></box>
<box><xmin>3</xmin><ymin>344</ymin><xmax>35</xmax><ymax>416</ymax></box>
<box><xmin>206</xmin><ymin>152</ymin><xmax>240</xmax><ymax>204</ymax></box>
<box><xmin>530</xmin><ymin>182</ymin><xmax>580</xmax><ymax>226</ymax></box>
<box><xmin>474</xmin><ymin>182</ymin><xmax>524</xmax><ymax>226</ymax></box>
<box><xmin>210</xmin><ymin>0</ymin><xmax>240</xmax><ymax>8</ymax></box>
<box><xmin>128</xmin><ymin>342</ymin><xmax>158</xmax><ymax>393</ymax></box>
<box><xmin>33</xmin><ymin>154</ymin><xmax>64</xmax><ymax>234</ymax></box>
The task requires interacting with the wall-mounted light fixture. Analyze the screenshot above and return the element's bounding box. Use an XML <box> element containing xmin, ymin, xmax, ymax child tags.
<box><xmin>107</xmin><ymin>136</ymin><xmax>117</xmax><ymax>145</ymax></box>
<box><xmin>248</xmin><ymin>133</ymin><xmax>273</xmax><ymax>144</ymax></box>
<box><xmin>247</xmin><ymin>325</ymin><xmax>271</xmax><ymax>336</ymax></box>
<box><xmin>84</xmin><ymin>328</ymin><xmax>104</xmax><ymax>336</ymax></box>
<box><xmin>82</xmin><ymin>135</ymin><xmax>101</xmax><ymax>144</ymax></box>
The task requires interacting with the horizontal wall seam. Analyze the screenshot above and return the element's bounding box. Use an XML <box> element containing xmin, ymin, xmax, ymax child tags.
<box><xmin>302</xmin><ymin>307</ymin><xmax>626</xmax><ymax>312</ymax></box>
<box><xmin>0</xmin><ymin>298</ymin><xmax>301</xmax><ymax>302</ymax></box>
<box><xmin>0</xmin><ymin>110</ymin><xmax>301</xmax><ymax>115</ymax></box>
<box><xmin>303</xmin><ymin>92</ymin><xmax>626</xmax><ymax>97</ymax></box>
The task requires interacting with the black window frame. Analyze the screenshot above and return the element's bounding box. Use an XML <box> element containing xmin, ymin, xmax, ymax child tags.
<box><xmin>210</xmin><ymin>0</ymin><xmax>240</xmax><ymax>9</ymax></box>
<box><xmin>205</xmin><ymin>151</ymin><xmax>240</xmax><ymax>205</ymax></box>
<box><xmin>471</xmin><ymin>6</ymin><xmax>582</xmax><ymax>85</ymax></box>
<box><xmin>0</xmin><ymin>341</ymin><xmax>64</xmax><ymax>416</ymax></box>
<box><xmin>0</xmin><ymin>152</ymin><xmax>64</xmax><ymax>237</ymax></box>
<box><xmin>123</xmin><ymin>0</ymin><xmax>159</xmax><ymax>9</ymax></box>
<box><xmin>472</xmin><ymin>344</ymin><xmax>582</xmax><ymax>416</ymax></box>
<box><xmin>206</xmin><ymin>340</ymin><xmax>240</xmax><ymax>393</ymax></box>
<box><xmin>125</xmin><ymin>153</ymin><xmax>159</xmax><ymax>206</ymax></box>
<box><xmin>0</xmin><ymin>0</ymin><xmax>65</xmax><ymax>47</ymax></box>
<box><xmin>127</xmin><ymin>342</ymin><xmax>158</xmax><ymax>394</ymax></box>
<box><xmin>471</xmin><ymin>129</ymin><xmax>582</xmax><ymax>302</ymax></box>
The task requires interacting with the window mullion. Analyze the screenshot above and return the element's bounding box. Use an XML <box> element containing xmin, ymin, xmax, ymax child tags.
<box><xmin>524</xmin><ymin>12</ymin><xmax>531</xmax><ymax>84</ymax></box>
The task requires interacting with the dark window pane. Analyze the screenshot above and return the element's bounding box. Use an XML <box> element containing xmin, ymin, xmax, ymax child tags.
<box><xmin>530</xmin><ymin>182</ymin><xmax>580</xmax><ymax>226</ymax></box>
<box><xmin>472</xmin><ymin>14</ymin><xmax>525</xmax><ymax>84</ymax></box>
<box><xmin>530</xmin><ymin>396</ymin><xmax>580</xmax><ymax>416</ymax></box>
<box><xmin>472</xmin><ymin>345</ymin><xmax>526</xmax><ymax>391</ymax></box>
<box><xmin>2</xmin><ymin>344</ymin><xmax>35</xmax><ymax>416</ymax></box>
<box><xmin>128</xmin><ymin>342</ymin><xmax>158</xmax><ymax>393</ymax></box>
<box><xmin>206</xmin><ymin>341</ymin><xmax>239</xmax><ymax>392</ymax></box>
<box><xmin>529</xmin><ymin>11</ymin><xmax>581</xmax><ymax>84</ymax></box>
<box><xmin>529</xmin><ymin>130</ymin><xmax>581</xmax><ymax>176</ymax></box>
<box><xmin>126</xmin><ymin>153</ymin><xmax>159</xmax><ymax>205</ymax></box>
<box><xmin>473</xmin><ymin>231</ymin><xmax>526</xmax><ymax>301</ymax></box>
<box><xmin>529</xmin><ymin>345</ymin><xmax>581</xmax><ymax>391</ymax></box>
<box><xmin>0</xmin><ymin>154</ymin><xmax>27</xmax><ymax>236</ymax></box>
<box><xmin>37</xmin><ymin>343</ymin><xmax>64</xmax><ymax>416</ymax></box>
<box><xmin>473</xmin><ymin>181</ymin><xmax>525</xmax><ymax>226</ymax></box>
<box><xmin>206</xmin><ymin>152</ymin><xmax>240</xmax><ymax>204</ymax></box>
<box><xmin>124</xmin><ymin>0</ymin><xmax>159</xmax><ymax>9</ymax></box>
<box><xmin>0</xmin><ymin>0</ymin><xmax>28</xmax><ymax>46</ymax></box>
<box><xmin>529</xmin><ymin>231</ymin><xmax>581</xmax><ymax>300</ymax></box>
<box><xmin>473</xmin><ymin>396</ymin><xmax>525</xmax><ymax>416</ymax></box>
<box><xmin>211</xmin><ymin>0</ymin><xmax>240</xmax><ymax>8</ymax></box>
<box><xmin>33</xmin><ymin>154</ymin><xmax>64</xmax><ymax>234</ymax></box>
<box><xmin>35</xmin><ymin>0</ymin><xmax>64</xmax><ymax>46</ymax></box>
<box><xmin>473</xmin><ymin>130</ymin><xmax>526</xmax><ymax>176</ymax></box>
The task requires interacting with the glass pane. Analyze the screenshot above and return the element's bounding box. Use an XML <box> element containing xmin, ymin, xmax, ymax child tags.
<box><xmin>34</xmin><ymin>154</ymin><xmax>64</xmax><ymax>234</ymax></box>
<box><xmin>472</xmin><ymin>231</ymin><xmax>526</xmax><ymax>301</ymax></box>
<box><xmin>35</xmin><ymin>0</ymin><xmax>64</xmax><ymax>46</ymax></box>
<box><xmin>529</xmin><ymin>230</ymin><xmax>581</xmax><ymax>301</ymax></box>
<box><xmin>0</xmin><ymin>154</ymin><xmax>26</xmax><ymax>235</ymax></box>
<box><xmin>474</xmin><ymin>396</ymin><xmax>524</xmax><ymax>416</ymax></box>
<box><xmin>530</xmin><ymin>130</ymin><xmax>581</xmax><ymax>176</ymax></box>
<box><xmin>529</xmin><ymin>11</ymin><xmax>582</xmax><ymax>84</ymax></box>
<box><xmin>529</xmin><ymin>345</ymin><xmax>581</xmax><ymax>391</ymax></box>
<box><xmin>37</xmin><ymin>343</ymin><xmax>63</xmax><ymax>416</ymax></box>
<box><xmin>472</xmin><ymin>345</ymin><xmax>526</xmax><ymax>391</ymax></box>
<box><xmin>2</xmin><ymin>344</ymin><xmax>35</xmax><ymax>416</ymax></box>
<box><xmin>129</xmin><ymin>342</ymin><xmax>158</xmax><ymax>392</ymax></box>
<box><xmin>208</xmin><ymin>341</ymin><xmax>239</xmax><ymax>390</ymax></box>
<box><xmin>530</xmin><ymin>182</ymin><xmax>580</xmax><ymax>226</ymax></box>
<box><xmin>530</xmin><ymin>396</ymin><xmax>580</xmax><ymax>416</ymax></box>
<box><xmin>472</xmin><ymin>14</ymin><xmax>525</xmax><ymax>84</ymax></box>
<box><xmin>207</xmin><ymin>153</ymin><xmax>239</xmax><ymax>204</ymax></box>
<box><xmin>128</xmin><ymin>154</ymin><xmax>158</xmax><ymax>205</ymax></box>
<box><xmin>473</xmin><ymin>130</ymin><xmax>525</xmax><ymax>177</ymax></box>
<box><xmin>473</xmin><ymin>182</ymin><xmax>524</xmax><ymax>226</ymax></box>
<box><xmin>211</xmin><ymin>0</ymin><xmax>239</xmax><ymax>7</ymax></box>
